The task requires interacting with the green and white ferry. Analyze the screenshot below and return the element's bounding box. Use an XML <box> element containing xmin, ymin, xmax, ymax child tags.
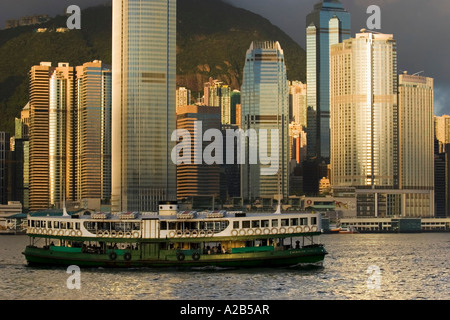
<box><xmin>23</xmin><ymin>202</ymin><xmax>328</xmax><ymax>268</ymax></box>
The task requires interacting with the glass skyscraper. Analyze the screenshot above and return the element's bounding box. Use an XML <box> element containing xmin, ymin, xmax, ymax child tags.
<box><xmin>306</xmin><ymin>0</ymin><xmax>350</xmax><ymax>162</ymax></box>
<box><xmin>241</xmin><ymin>41</ymin><xmax>289</xmax><ymax>201</ymax></box>
<box><xmin>112</xmin><ymin>0</ymin><xmax>177</xmax><ymax>212</ymax></box>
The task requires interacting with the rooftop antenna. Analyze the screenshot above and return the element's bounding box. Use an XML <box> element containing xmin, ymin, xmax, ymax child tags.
<box><xmin>412</xmin><ymin>71</ymin><xmax>424</xmax><ymax>76</ymax></box>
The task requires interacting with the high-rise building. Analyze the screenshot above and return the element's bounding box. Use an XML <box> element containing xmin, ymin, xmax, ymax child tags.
<box><xmin>241</xmin><ymin>41</ymin><xmax>289</xmax><ymax>201</ymax></box>
<box><xmin>76</xmin><ymin>61</ymin><xmax>112</xmax><ymax>202</ymax></box>
<box><xmin>435</xmin><ymin>115</ymin><xmax>450</xmax><ymax>153</ymax></box>
<box><xmin>230</xmin><ymin>90</ymin><xmax>241</xmax><ymax>125</ymax></box>
<box><xmin>29</xmin><ymin>62</ymin><xmax>53</xmax><ymax>211</ymax></box>
<box><xmin>48</xmin><ymin>63</ymin><xmax>76</xmax><ymax>208</ymax></box>
<box><xmin>331</xmin><ymin>32</ymin><xmax>398</xmax><ymax>190</ymax></box>
<box><xmin>398</xmin><ymin>72</ymin><xmax>434</xmax><ymax>216</ymax></box>
<box><xmin>175</xmin><ymin>105</ymin><xmax>221</xmax><ymax>200</ymax></box>
<box><xmin>306</xmin><ymin>0</ymin><xmax>351</xmax><ymax>162</ymax></box>
<box><xmin>112</xmin><ymin>0</ymin><xmax>177</xmax><ymax>212</ymax></box>
<box><xmin>289</xmin><ymin>81</ymin><xmax>307</xmax><ymax>127</ymax></box>
<box><xmin>203</xmin><ymin>78</ymin><xmax>232</xmax><ymax>125</ymax></box>
<box><xmin>176</xmin><ymin>87</ymin><xmax>191</xmax><ymax>109</ymax></box>
<box><xmin>331</xmin><ymin>31</ymin><xmax>435</xmax><ymax>217</ymax></box>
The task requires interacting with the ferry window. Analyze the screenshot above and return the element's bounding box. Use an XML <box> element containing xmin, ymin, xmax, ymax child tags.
<box><xmin>48</xmin><ymin>221</ymin><xmax>52</xmax><ymax>228</ymax></box>
<box><xmin>311</xmin><ymin>217</ymin><xmax>317</xmax><ymax>225</ymax></box>
<box><xmin>55</xmin><ymin>221</ymin><xmax>60</xmax><ymax>228</ymax></box>
<box><xmin>272</xmin><ymin>220</ymin><xmax>278</xmax><ymax>227</ymax></box>
<box><xmin>291</xmin><ymin>218</ymin><xmax>298</xmax><ymax>226</ymax></box>
<box><xmin>300</xmin><ymin>218</ymin><xmax>308</xmax><ymax>226</ymax></box>
<box><xmin>233</xmin><ymin>221</ymin><xmax>239</xmax><ymax>229</ymax></box>
<box><xmin>161</xmin><ymin>221</ymin><xmax>167</xmax><ymax>230</ymax></box>
<box><xmin>75</xmin><ymin>223</ymin><xmax>80</xmax><ymax>230</ymax></box>
<box><xmin>36</xmin><ymin>221</ymin><xmax>40</xmax><ymax>227</ymax></box>
<box><xmin>61</xmin><ymin>222</ymin><xmax>66</xmax><ymax>229</ymax></box>
<box><xmin>168</xmin><ymin>222</ymin><xmax>176</xmax><ymax>230</ymax></box>
<box><xmin>68</xmin><ymin>222</ymin><xmax>73</xmax><ymax>229</ymax></box>
<box><xmin>261</xmin><ymin>220</ymin><xmax>269</xmax><ymax>228</ymax></box>
<box><xmin>281</xmin><ymin>219</ymin><xmax>289</xmax><ymax>226</ymax></box>
<box><xmin>242</xmin><ymin>221</ymin><xmax>250</xmax><ymax>228</ymax></box>
<box><xmin>251</xmin><ymin>220</ymin><xmax>260</xmax><ymax>228</ymax></box>
<box><xmin>133</xmin><ymin>223</ymin><xmax>140</xmax><ymax>230</ymax></box>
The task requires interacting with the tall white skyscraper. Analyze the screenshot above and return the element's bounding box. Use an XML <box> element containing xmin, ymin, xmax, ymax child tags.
<box><xmin>241</xmin><ymin>41</ymin><xmax>289</xmax><ymax>201</ymax></box>
<box><xmin>112</xmin><ymin>0</ymin><xmax>177</xmax><ymax>212</ymax></box>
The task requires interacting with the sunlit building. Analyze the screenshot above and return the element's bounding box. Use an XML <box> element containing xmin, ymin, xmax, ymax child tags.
<box><xmin>76</xmin><ymin>61</ymin><xmax>112</xmax><ymax>202</ymax></box>
<box><xmin>203</xmin><ymin>78</ymin><xmax>232</xmax><ymax>125</ymax></box>
<box><xmin>398</xmin><ymin>72</ymin><xmax>435</xmax><ymax>217</ymax></box>
<box><xmin>29</xmin><ymin>62</ymin><xmax>53</xmax><ymax>211</ymax></box>
<box><xmin>331</xmin><ymin>31</ymin><xmax>434</xmax><ymax>217</ymax></box>
<box><xmin>112</xmin><ymin>0</ymin><xmax>177</xmax><ymax>212</ymax></box>
<box><xmin>241</xmin><ymin>41</ymin><xmax>289</xmax><ymax>201</ymax></box>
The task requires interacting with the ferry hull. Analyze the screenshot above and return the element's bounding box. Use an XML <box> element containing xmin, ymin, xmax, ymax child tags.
<box><xmin>23</xmin><ymin>246</ymin><xmax>327</xmax><ymax>269</ymax></box>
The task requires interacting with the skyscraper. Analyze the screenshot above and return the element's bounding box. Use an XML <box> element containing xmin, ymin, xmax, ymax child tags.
<box><xmin>305</xmin><ymin>0</ymin><xmax>350</xmax><ymax>193</ymax></box>
<box><xmin>241</xmin><ymin>41</ymin><xmax>289</xmax><ymax>201</ymax></box>
<box><xmin>331</xmin><ymin>31</ymin><xmax>434</xmax><ymax>217</ymax></box>
<box><xmin>203</xmin><ymin>78</ymin><xmax>232</xmax><ymax>125</ymax></box>
<box><xmin>112</xmin><ymin>0</ymin><xmax>177</xmax><ymax>212</ymax></box>
<box><xmin>175</xmin><ymin>105</ymin><xmax>221</xmax><ymax>200</ymax></box>
<box><xmin>0</xmin><ymin>132</ymin><xmax>10</xmax><ymax>205</ymax></box>
<box><xmin>76</xmin><ymin>61</ymin><xmax>112</xmax><ymax>202</ymax></box>
<box><xmin>48</xmin><ymin>63</ymin><xmax>75</xmax><ymax>208</ymax></box>
<box><xmin>398</xmin><ymin>72</ymin><xmax>434</xmax><ymax>216</ymax></box>
<box><xmin>29</xmin><ymin>62</ymin><xmax>53</xmax><ymax>211</ymax></box>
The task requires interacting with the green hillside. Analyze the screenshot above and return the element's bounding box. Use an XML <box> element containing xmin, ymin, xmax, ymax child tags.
<box><xmin>0</xmin><ymin>0</ymin><xmax>306</xmax><ymax>135</ymax></box>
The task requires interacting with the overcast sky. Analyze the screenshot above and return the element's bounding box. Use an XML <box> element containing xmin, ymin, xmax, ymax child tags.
<box><xmin>0</xmin><ymin>0</ymin><xmax>448</xmax><ymax>115</ymax></box>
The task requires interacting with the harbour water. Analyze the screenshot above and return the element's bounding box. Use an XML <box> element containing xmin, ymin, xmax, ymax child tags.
<box><xmin>0</xmin><ymin>233</ymin><xmax>448</xmax><ymax>300</ymax></box>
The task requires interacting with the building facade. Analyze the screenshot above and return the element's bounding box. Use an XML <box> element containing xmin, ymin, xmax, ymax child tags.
<box><xmin>112</xmin><ymin>0</ymin><xmax>177</xmax><ymax>212</ymax></box>
<box><xmin>306</xmin><ymin>0</ymin><xmax>351</xmax><ymax>163</ymax></box>
<box><xmin>241</xmin><ymin>41</ymin><xmax>289</xmax><ymax>202</ymax></box>
<box><xmin>398</xmin><ymin>73</ymin><xmax>435</xmax><ymax>217</ymax></box>
<box><xmin>330</xmin><ymin>32</ymin><xmax>435</xmax><ymax>217</ymax></box>
<box><xmin>175</xmin><ymin>105</ymin><xmax>221</xmax><ymax>200</ymax></box>
<box><xmin>76</xmin><ymin>61</ymin><xmax>112</xmax><ymax>202</ymax></box>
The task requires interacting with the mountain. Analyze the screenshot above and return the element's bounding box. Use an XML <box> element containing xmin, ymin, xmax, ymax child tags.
<box><xmin>0</xmin><ymin>0</ymin><xmax>306</xmax><ymax>135</ymax></box>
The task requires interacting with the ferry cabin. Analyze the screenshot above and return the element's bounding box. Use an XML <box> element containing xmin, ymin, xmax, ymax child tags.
<box><xmin>24</xmin><ymin>204</ymin><xmax>325</xmax><ymax>267</ymax></box>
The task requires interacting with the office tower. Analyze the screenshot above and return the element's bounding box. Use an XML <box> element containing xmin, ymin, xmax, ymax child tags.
<box><xmin>306</xmin><ymin>0</ymin><xmax>350</xmax><ymax>162</ymax></box>
<box><xmin>330</xmin><ymin>32</ymin><xmax>399</xmax><ymax>217</ymax></box>
<box><xmin>112</xmin><ymin>0</ymin><xmax>177</xmax><ymax>212</ymax></box>
<box><xmin>398</xmin><ymin>72</ymin><xmax>434</xmax><ymax>216</ymax></box>
<box><xmin>241</xmin><ymin>41</ymin><xmax>289</xmax><ymax>201</ymax></box>
<box><xmin>0</xmin><ymin>132</ymin><xmax>10</xmax><ymax>205</ymax></box>
<box><xmin>176</xmin><ymin>87</ymin><xmax>191</xmax><ymax>108</ymax></box>
<box><xmin>48</xmin><ymin>63</ymin><xmax>75</xmax><ymax>208</ymax></box>
<box><xmin>76</xmin><ymin>61</ymin><xmax>112</xmax><ymax>202</ymax></box>
<box><xmin>175</xmin><ymin>105</ymin><xmax>221</xmax><ymax>200</ymax></box>
<box><xmin>289</xmin><ymin>81</ymin><xmax>307</xmax><ymax>127</ymax></box>
<box><xmin>29</xmin><ymin>62</ymin><xmax>53</xmax><ymax>211</ymax></box>
<box><xmin>435</xmin><ymin>115</ymin><xmax>450</xmax><ymax>152</ymax></box>
<box><xmin>203</xmin><ymin>78</ymin><xmax>232</xmax><ymax>125</ymax></box>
